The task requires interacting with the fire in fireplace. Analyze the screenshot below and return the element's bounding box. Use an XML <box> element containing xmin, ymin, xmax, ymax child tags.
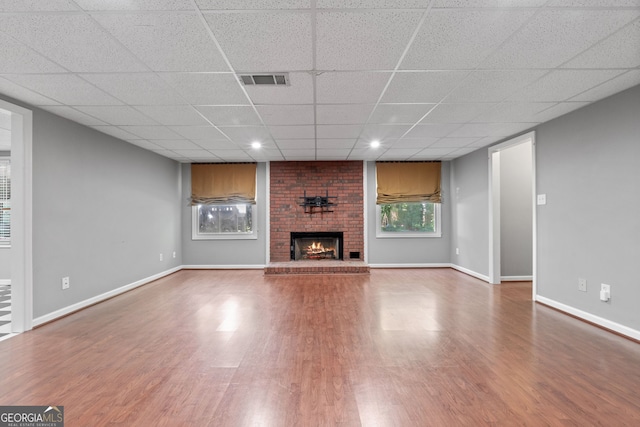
<box><xmin>291</xmin><ymin>232</ymin><xmax>343</xmax><ymax>261</ymax></box>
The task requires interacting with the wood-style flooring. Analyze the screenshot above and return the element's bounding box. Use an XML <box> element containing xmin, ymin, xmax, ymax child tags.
<box><xmin>1</xmin><ymin>269</ymin><xmax>639</xmax><ymax>426</ymax></box>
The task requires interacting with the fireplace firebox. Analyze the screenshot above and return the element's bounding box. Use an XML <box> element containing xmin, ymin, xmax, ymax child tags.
<box><xmin>291</xmin><ymin>232</ymin><xmax>343</xmax><ymax>261</ymax></box>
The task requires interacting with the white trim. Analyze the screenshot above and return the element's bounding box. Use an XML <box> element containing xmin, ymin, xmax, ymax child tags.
<box><xmin>450</xmin><ymin>264</ymin><xmax>491</xmax><ymax>283</ymax></box>
<box><xmin>369</xmin><ymin>263</ymin><xmax>450</xmax><ymax>269</ymax></box>
<box><xmin>182</xmin><ymin>264</ymin><xmax>265</xmax><ymax>270</ymax></box>
<box><xmin>363</xmin><ymin>160</ymin><xmax>368</xmax><ymax>264</ymax></box>
<box><xmin>32</xmin><ymin>266</ymin><xmax>181</xmax><ymax>327</ymax></box>
<box><xmin>501</xmin><ymin>276</ymin><xmax>533</xmax><ymax>281</ymax></box>
<box><xmin>265</xmin><ymin>161</ymin><xmax>271</xmax><ymax>264</ymax></box>
<box><xmin>536</xmin><ymin>295</ymin><xmax>640</xmax><ymax>341</ymax></box>
<box><xmin>0</xmin><ymin>279</ymin><xmax>10</xmax><ymax>285</ymax></box>
<box><xmin>0</xmin><ymin>333</ymin><xmax>18</xmax><ymax>343</ymax></box>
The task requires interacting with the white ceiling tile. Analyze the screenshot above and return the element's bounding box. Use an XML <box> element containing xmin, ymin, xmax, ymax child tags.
<box><xmin>248</xmin><ymin>148</ymin><xmax>284</xmax><ymax>161</ymax></box>
<box><xmin>360</xmin><ymin>124</ymin><xmax>412</xmax><ymax>140</ymax></box>
<box><xmin>421</xmin><ymin>103</ymin><xmax>495</xmax><ymax>123</ymax></box>
<box><xmin>246</xmin><ymin>72</ymin><xmax>313</xmax><ymax>105</ymax></box>
<box><xmin>91</xmin><ymin>125</ymin><xmax>141</xmax><ymax>140</ymax></box>
<box><xmin>445</xmin><ymin>70</ymin><xmax>547</xmax><ymax>103</ymax></box>
<box><xmin>404</xmin><ymin>123</ymin><xmax>461</xmax><ymax>138</ymax></box>
<box><xmin>533</xmin><ymin>102</ymin><xmax>591</xmax><ymax>122</ymax></box>
<box><xmin>546</xmin><ymin>0</ymin><xmax>640</xmax><ymax>6</ymax></box>
<box><xmin>316</xmin><ymin>139</ymin><xmax>355</xmax><ymax>149</ymax></box>
<box><xmin>77</xmin><ymin>0</ymin><xmax>194</xmax><ymax>10</ymax></box>
<box><xmin>316</xmin><ymin>149</ymin><xmax>351</xmax><ymax>158</ymax></box>
<box><xmin>430</xmin><ymin>138</ymin><xmax>479</xmax><ymax>148</ymax></box>
<box><xmin>347</xmin><ymin>148</ymin><xmax>383</xmax><ymax>160</ymax></box>
<box><xmin>569</xmin><ymin>70</ymin><xmax>640</xmax><ymax>101</ymax></box>
<box><xmin>378</xmin><ymin>148</ymin><xmax>423</xmax><ymax>160</ymax></box>
<box><xmin>471</xmin><ymin>102</ymin><xmax>555</xmax><ymax>123</ymax></box>
<box><xmin>134</xmin><ymin>106</ymin><xmax>210</xmax><ymax>126</ymax></box>
<box><xmin>0</xmin><ymin>14</ymin><xmax>146</xmax><ymax>72</ymax></box>
<box><xmin>126</xmin><ymin>139</ymin><xmax>163</xmax><ymax>150</ymax></box>
<box><xmin>217</xmin><ymin>126</ymin><xmax>271</xmax><ymax>143</ymax></box>
<box><xmin>82</xmin><ymin>73</ymin><xmax>186</xmax><ymax>105</ymax></box>
<box><xmin>160</xmin><ymin>73</ymin><xmax>249</xmax><ymax>105</ymax></box>
<box><xmin>317</xmin><ymin>72</ymin><xmax>391</xmax><ymax>104</ymax></box>
<box><xmin>468</xmin><ymin>136</ymin><xmax>498</xmax><ymax>148</ymax></box>
<box><xmin>120</xmin><ymin>125</ymin><xmax>184</xmax><ymax>139</ymax></box>
<box><xmin>389</xmin><ymin>138</ymin><xmax>439</xmax><ymax>148</ymax></box>
<box><xmin>0</xmin><ymin>0</ymin><xmax>79</xmax><ymax>11</ymax></box>
<box><xmin>173</xmin><ymin>149</ymin><xmax>219</xmax><ymax>159</ymax></box>
<box><xmin>563</xmin><ymin>19</ymin><xmax>640</xmax><ymax>69</ymax></box>
<box><xmin>0</xmin><ymin>32</ymin><xmax>67</xmax><ymax>73</ymax></box>
<box><xmin>269</xmin><ymin>125</ymin><xmax>314</xmax><ymax>139</ymax></box>
<box><xmin>316</xmin><ymin>104</ymin><xmax>374</xmax><ymax>125</ymax></box>
<box><xmin>74</xmin><ymin>106</ymin><xmax>159</xmax><ymax>125</ymax></box>
<box><xmin>213</xmin><ymin>150</ymin><xmax>255</xmax><ymax>161</ymax></box>
<box><xmin>318</xmin><ymin>0</ymin><xmax>427</xmax><ymax>7</ymax></box>
<box><xmin>195</xmin><ymin>106</ymin><xmax>262</xmax><ymax>126</ymax></box>
<box><xmin>256</xmin><ymin>105</ymin><xmax>314</xmax><ymax>125</ymax></box>
<box><xmin>283</xmin><ymin>154</ymin><xmax>317</xmax><ymax>161</ymax></box>
<box><xmin>3</xmin><ymin>74</ymin><xmax>122</xmax><ymax>105</ymax></box>
<box><xmin>513</xmin><ymin>69</ymin><xmax>626</xmax><ymax>102</ymax></box>
<box><xmin>93</xmin><ymin>12</ymin><xmax>228</xmax><ymax>72</ymax></box>
<box><xmin>317</xmin><ymin>125</ymin><xmax>362</xmax><ymax>139</ymax></box>
<box><xmin>316</xmin><ymin>10</ymin><xmax>422</xmax><ymax>70</ymax></box>
<box><xmin>401</xmin><ymin>10</ymin><xmax>534</xmax><ymax>70</ymax></box>
<box><xmin>42</xmin><ymin>106</ymin><xmax>107</xmax><ymax>126</ymax></box>
<box><xmin>151</xmin><ymin>149</ymin><xmax>188</xmax><ymax>162</ymax></box>
<box><xmin>434</xmin><ymin>0</ymin><xmax>547</xmax><ymax>5</ymax></box>
<box><xmin>191</xmin><ymin>139</ymin><xmax>240</xmax><ymax>150</ymax></box>
<box><xmin>447</xmin><ymin>147</ymin><xmax>478</xmax><ymax>157</ymax></box>
<box><xmin>411</xmin><ymin>147</ymin><xmax>457</xmax><ymax>159</ymax></box>
<box><xmin>369</xmin><ymin>104</ymin><xmax>434</xmax><ymax>124</ymax></box>
<box><xmin>197</xmin><ymin>0</ymin><xmax>309</xmax><ymax>9</ymax></box>
<box><xmin>275</xmin><ymin>139</ymin><xmax>316</xmax><ymax>149</ymax></box>
<box><xmin>481</xmin><ymin>10</ymin><xmax>640</xmax><ymax>69</ymax></box>
<box><xmin>0</xmin><ymin>77</ymin><xmax>59</xmax><ymax>106</ymax></box>
<box><xmin>382</xmin><ymin>71</ymin><xmax>470</xmax><ymax>103</ymax></box>
<box><xmin>447</xmin><ymin>123</ymin><xmax>534</xmax><ymax>138</ymax></box>
<box><xmin>169</xmin><ymin>126</ymin><xmax>226</xmax><ymax>140</ymax></box>
<box><xmin>204</xmin><ymin>12</ymin><xmax>311</xmax><ymax>71</ymax></box>
<box><xmin>147</xmin><ymin>139</ymin><xmax>203</xmax><ymax>150</ymax></box>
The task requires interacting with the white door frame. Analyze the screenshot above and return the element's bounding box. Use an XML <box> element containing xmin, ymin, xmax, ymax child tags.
<box><xmin>487</xmin><ymin>131</ymin><xmax>537</xmax><ymax>299</ymax></box>
<box><xmin>1</xmin><ymin>99</ymin><xmax>33</xmax><ymax>332</ymax></box>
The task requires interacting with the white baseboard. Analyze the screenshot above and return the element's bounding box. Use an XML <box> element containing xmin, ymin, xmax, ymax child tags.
<box><xmin>0</xmin><ymin>279</ymin><xmax>10</xmax><ymax>285</ymax></box>
<box><xmin>450</xmin><ymin>264</ymin><xmax>491</xmax><ymax>283</ymax></box>
<box><xmin>501</xmin><ymin>275</ymin><xmax>533</xmax><ymax>281</ymax></box>
<box><xmin>536</xmin><ymin>295</ymin><xmax>640</xmax><ymax>341</ymax></box>
<box><xmin>33</xmin><ymin>266</ymin><xmax>182</xmax><ymax>327</ymax></box>
<box><xmin>369</xmin><ymin>263</ymin><xmax>451</xmax><ymax>269</ymax></box>
<box><xmin>182</xmin><ymin>264</ymin><xmax>265</xmax><ymax>270</ymax></box>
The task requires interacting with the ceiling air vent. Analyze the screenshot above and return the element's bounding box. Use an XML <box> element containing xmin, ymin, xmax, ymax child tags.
<box><xmin>239</xmin><ymin>73</ymin><xmax>289</xmax><ymax>86</ymax></box>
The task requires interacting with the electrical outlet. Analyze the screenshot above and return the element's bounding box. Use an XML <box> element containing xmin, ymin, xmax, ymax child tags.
<box><xmin>456</xmin><ymin>248</ymin><xmax>460</xmax><ymax>255</ymax></box>
<box><xmin>172</xmin><ymin>251</ymin><xmax>176</xmax><ymax>259</ymax></box>
<box><xmin>62</xmin><ymin>277</ymin><xmax>70</xmax><ymax>290</ymax></box>
<box><xmin>578</xmin><ymin>278</ymin><xmax>587</xmax><ymax>292</ymax></box>
<box><xmin>159</xmin><ymin>253</ymin><xmax>163</xmax><ymax>262</ymax></box>
<box><xmin>600</xmin><ymin>284</ymin><xmax>611</xmax><ymax>302</ymax></box>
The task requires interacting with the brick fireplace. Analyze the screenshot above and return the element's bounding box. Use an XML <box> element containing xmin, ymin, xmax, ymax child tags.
<box><xmin>269</xmin><ymin>161</ymin><xmax>364</xmax><ymax>263</ymax></box>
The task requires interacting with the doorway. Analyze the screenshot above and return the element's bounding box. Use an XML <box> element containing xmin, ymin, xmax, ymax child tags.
<box><xmin>488</xmin><ymin>131</ymin><xmax>537</xmax><ymax>299</ymax></box>
<box><xmin>0</xmin><ymin>99</ymin><xmax>33</xmax><ymax>337</ymax></box>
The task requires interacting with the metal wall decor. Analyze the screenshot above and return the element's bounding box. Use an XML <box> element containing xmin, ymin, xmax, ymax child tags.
<box><xmin>299</xmin><ymin>190</ymin><xmax>337</xmax><ymax>214</ymax></box>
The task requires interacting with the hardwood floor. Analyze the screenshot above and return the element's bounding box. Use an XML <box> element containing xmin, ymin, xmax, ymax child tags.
<box><xmin>1</xmin><ymin>269</ymin><xmax>640</xmax><ymax>426</ymax></box>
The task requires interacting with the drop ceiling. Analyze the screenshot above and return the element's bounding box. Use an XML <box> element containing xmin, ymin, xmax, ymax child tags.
<box><xmin>0</xmin><ymin>0</ymin><xmax>638</xmax><ymax>162</ymax></box>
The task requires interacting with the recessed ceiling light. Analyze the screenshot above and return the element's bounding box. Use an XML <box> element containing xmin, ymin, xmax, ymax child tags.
<box><xmin>370</xmin><ymin>140</ymin><xmax>380</xmax><ymax>148</ymax></box>
<box><xmin>251</xmin><ymin>141</ymin><xmax>262</xmax><ymax>149</ymax></box>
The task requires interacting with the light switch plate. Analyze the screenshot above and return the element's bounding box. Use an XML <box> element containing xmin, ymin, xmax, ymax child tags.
<box><xmin>537</xmin><ymin>194</ymin><xmax>547</xmax><ymax>205</ymax></box>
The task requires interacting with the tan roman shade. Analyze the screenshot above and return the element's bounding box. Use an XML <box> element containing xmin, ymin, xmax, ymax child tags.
<box><xmin>191</xmin><ymin>163</ymin><xmax>256</xmax><ymax>205</ymax></box>
<box><xmin>376</xmin><ymin>161</ymin><xmax>441</xmax><ymax>204</ymax></box>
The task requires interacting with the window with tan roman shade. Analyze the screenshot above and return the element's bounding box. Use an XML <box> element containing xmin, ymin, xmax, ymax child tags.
<box><xmin>376</xmin><ymin>161</ymin><xmax>441</xmax><ymax>204</ymax></box>
<box><xmin>191</xmin><ymin>163</ymin><xmax>256</xmax><ymax>205</ymax></box>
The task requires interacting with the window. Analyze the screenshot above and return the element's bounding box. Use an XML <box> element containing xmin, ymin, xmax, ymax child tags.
<box><xmin>376</xmin><ymin>202</ymin><xmax>441</xmax><ymax>238</ymax></box>
<box><xmin>192</xmin><ymin>203</ymin><xmax>256</xmax><ymax>240</ymax></box>
<box><xmin>0</xmin><ymin>158</ymin><xmax>9</xmax><ymax>246</ymax></box>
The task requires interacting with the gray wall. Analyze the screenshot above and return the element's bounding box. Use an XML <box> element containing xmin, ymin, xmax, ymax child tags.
<box><xmin>181</xmin><ymin>162</ymin><xmax>268</xmax><ymax>266</ymax></box>
<box><xmin>450</xmin><ymin>148</ymin><xmax>489</xmax><ymax>277</ymax></box>
<box><xmin>536</xmin><ymin>84</ymin><xmax>640</xmax><ymax>331</ymax></box>
<box><xmin>366</xmin><ymin>161</ymin><xmax>451</xmax><ymax>265</ymax></box>
<box><xmin>500</xmin><ymin>142</ymin><xmax>533</xmax><ymax>277</ymax></box>
<box><xmin>32</xmin><ymin>108</ymin><xmax>182</xmax><ymax>318</ymax></box>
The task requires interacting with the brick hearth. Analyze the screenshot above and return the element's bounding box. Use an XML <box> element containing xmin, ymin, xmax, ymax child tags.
<box><xmin>269</xmin><ymin>161</ymin><xmax>365</xmax><ymax>268</ymax></box>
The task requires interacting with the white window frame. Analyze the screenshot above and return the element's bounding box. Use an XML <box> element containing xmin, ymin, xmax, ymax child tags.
<box><xmin>0</xmin><ymin>157</ymin><xmax>10</xmax><ymax>247</ymax></box>
<box><xmin>375</xmin><ymin>202</ymin><xmax>442</xmax><ymax>238</ymax></box>
<box><xmin>191</xmin><ymin>203</ymin><xmax>258</xmax><ymax>240</ymax></box>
